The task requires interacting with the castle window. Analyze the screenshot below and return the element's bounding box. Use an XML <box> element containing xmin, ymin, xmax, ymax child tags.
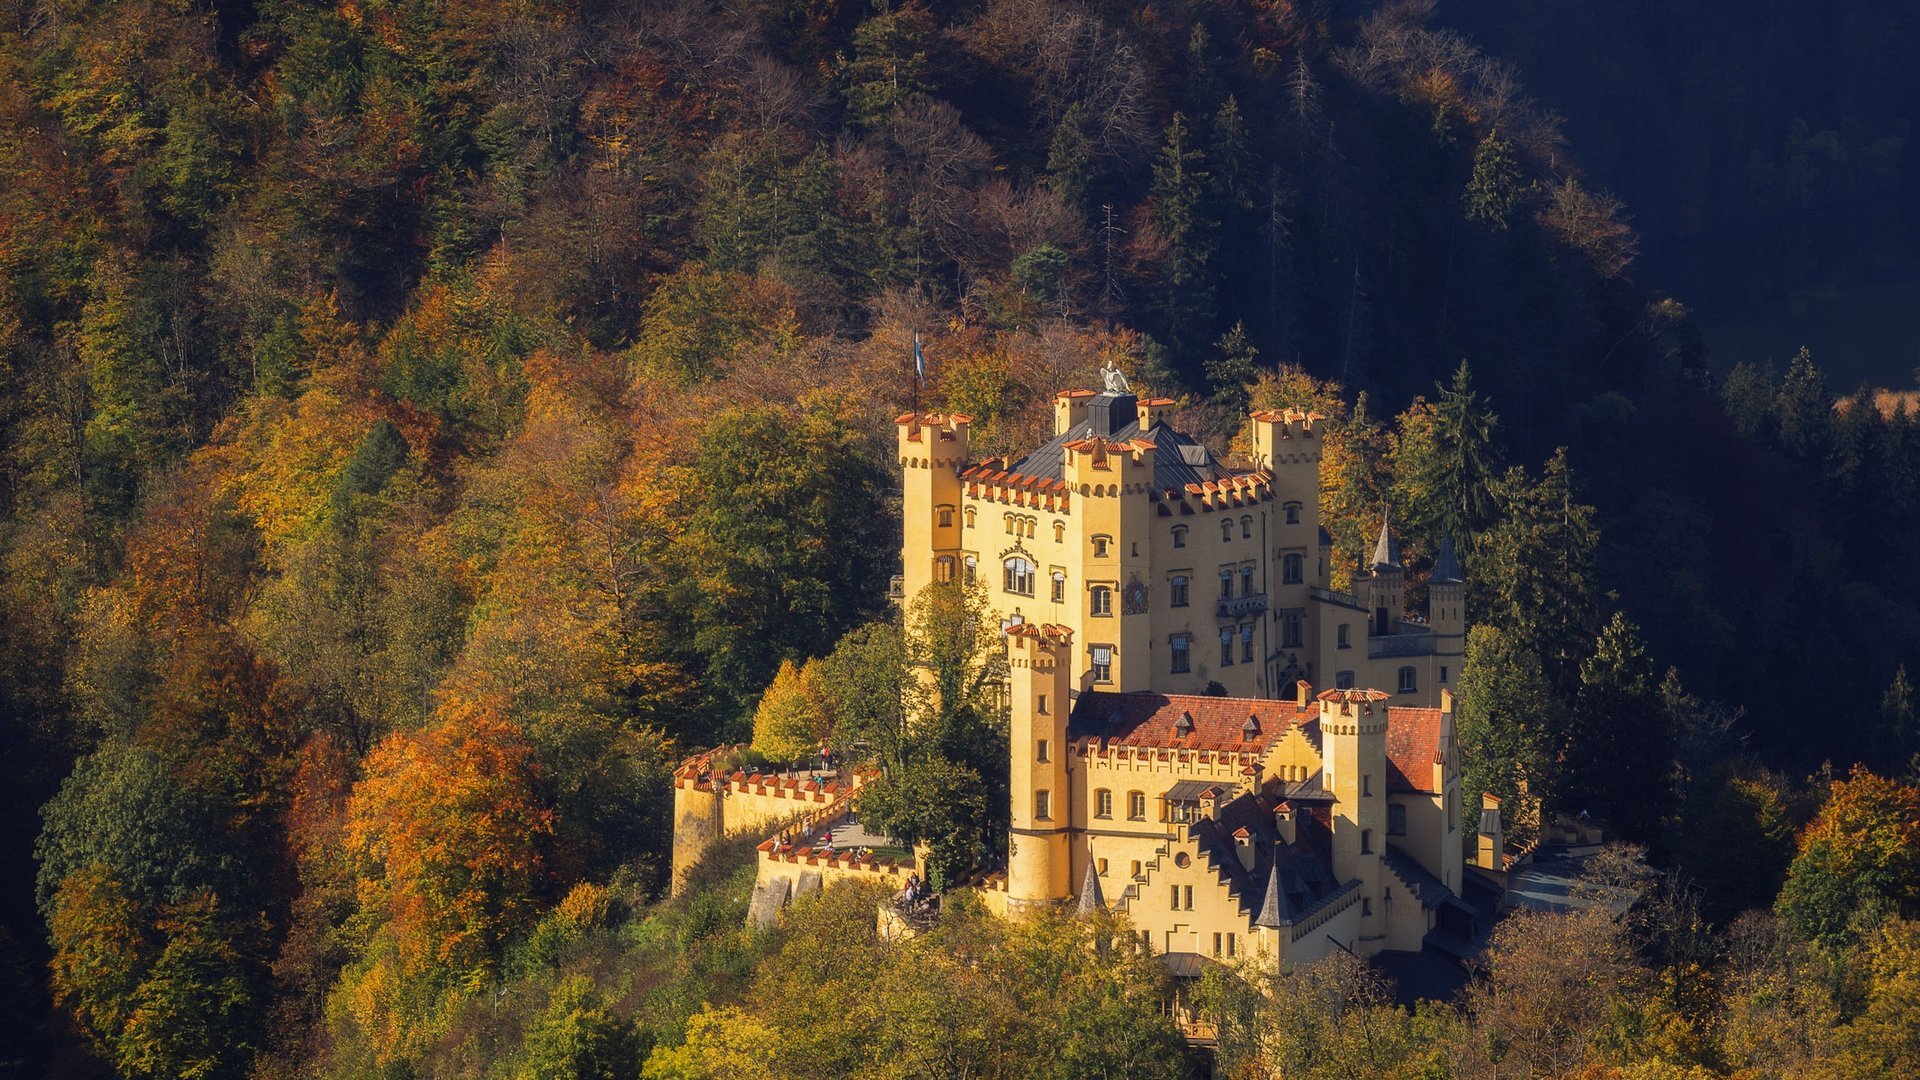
<box><xmin>1170</xmin><ymin>634</ymin><xmax>1191</xmax><ymax>674</ymax></box>
<box><xmin>1004</xmin><ymin>557</ymin><xmax>1036</xmax><ymax>596</ymax></box>
<box><xmin>1091</xmin><ymin>646</ymin><xmax>1113</xmax><ymax>683</ymax></box>
<box><xmin>1363</xmin><ymin>774</ymin><xmax>1372</xmax><ymax>797</ymax></box>
<box><xmin>1361</xmin><ymin>829</ymin><xmax>1373</xmax><ymax>854</ymax></box>
<box><xmin>1172</xmin><ymin>885</ymin><xmax>1180</xmax><ymax>910</ymax></box>
<box><xmin>1220</xmin><ymin>629</ymin><xmax>1234</xmax><ymax>666</ymax></box>
<box><xmin>1281</xmin><ymin>610</ymin><xmax>1304</xmax><ymax>649</ymax></box>
<box><xmin>1051</xmin><ymin>570</ymin><xmax>1066</xmax><ymax>603</ymax></box>
<box><xmin>1090</xmin><ymin>585</ymin><xmax>1113</xmax><ymax>616</ymax></box>
<box><xmin>1131</xmin><ymin>859</ymin><xmax>1142</xmax><ymax>879</ymax></box>
<box><xmin>1440</xmin><ymin>666</ymin><xmax>1449</xmax><ymax>683</ymax></box>
<box><xmin>1096</xmin><ymin>789</ymin><xmax>1113</xmax><ymax>818</ymax></box>
<box><xmin>1005</xmin><ymin>514</ymin><xmax>1015</xmax><ymax>535</ymax></box>
<box><xmin>1362</xmin><ymin>898</ymin><xmax>1372</xmax><ymax>916</ymax></box>
<box><xmin>1213</xmin><ymin>933</ymin><xmax>1222</xmax><ymax>957</ymax></box>
<box><xmin>1219</xmin><ymin>570</ymin><xmax>1233</xmax><ymax>599</ymax></box>
<box><xmin>1092</xmin><ymin>535</ymin><xmax>1111</xmax><ymax>558</ymax></box>
<box><xmin>1036</xmin><ymin>739</ymin><xmax>1049</xmax><ymax>763</ymax></box>
<box><xmin>1241</xmin><ymin>624</ymin><xmax>1254</xmax><ymax>663</ymax></box>
<box><xmin>1170</xmin><ymin>575</ymin><xmax>1189</xmax><ymax>608</ymax></box>
<box><xmin>1388</xmin><ymin>803</ymin><xmax>1407</xmax><ymax>836</ymax></box>
<box><xmin>1184</xmin><ymin>886</ymin><xmax>1194</xmax><ymax>910</ymax></box>
<box><xmin>1035</xmin><ymin>790</ymin><xmax>1051</xmax><ymax>821</ymax></box>
<box><xmin>1283</xmin><ymin>553</ymin><xmax>1304</xmax><ymax>584</ymax></box>
<box><xmin>1337</xmin><ymin>624</ymin><xmax>1350</xmax><ymax>649</ymax></box>
<box><xmin>1128</xmin><ymin>791</ymin><xmax>1146</xmax><ymax>820</ymax></box>
<box><xmin>1398</xmin><ymin>666</ymin><xmax>1417</xmax><ymax>694</ymax></box>
<box><xmin>937</xmin><ymin>506</ymin><xmax>954</xmax><ymax>527</ymax></box>
<box><xmin>964</xmin><ymin>507</ymin><xmax>976</xmax><ymax>528</ymax></box>
<box><xmin>1026</xmin><ymin>518</ymin><xmax>1037</xmax><ymax>539</ymax></box>
<box><xmin>964</xmin><ymin>556</ymin><xmax>977</xmax><ymax>583</ymax></box>
<box><xmin>1098</xmin><ymin>858</ymin><xmax>1108</xmax><ymax>875</ymax></box>
<box><xmin>936</xmin><ymin>556</ymin><xmax>954</xmax><ymax>583</ymax></box>
<box><xmin>1172</xmin><ymin>525</ymin><xmax>1188</xmax><ymax>548</ymax></box>
<box><xmin>1038</xmin><ymin>694</ymin><xmax>1049</xmax><ymax>715</ymax></box>
<box><xmin>1222</xmin><ymin>520</ymin><xmax>1234</xmax><ymax>542</ymax></box>
<box><xmin>1240</xmin><ymin>566</ymin><xmax>1255</xmax><ymax>597</ymax></box>
<box><xmin>1241</xmin><ymin>515</ymin><xmax>1252</xmax><ymax>539</ymax></box>
<box><xmin>1284</xmin><ymin>501</ymin><xmax>1302</xmax><ymax>525</ymax></box>
<box><xmin>1053</xmin><ymin>521</ymin><xmax>1065</xmax><ymax>542</ymax></box>
<box><xmin>1336</xmin><ymin>670</ymin><xmax>1355</xmax><ymax>690</ymax></box>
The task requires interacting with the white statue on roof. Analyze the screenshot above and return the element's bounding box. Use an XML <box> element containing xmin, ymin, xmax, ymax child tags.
<box><xmin>1099</xmin><ymin>361</ymin><xmax>1132</xmax><ymax>395</ymax></box>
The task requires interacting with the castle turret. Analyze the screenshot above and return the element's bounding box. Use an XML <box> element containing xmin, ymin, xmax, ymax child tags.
<box><xmin>1320</xmin><ymin>687</ymin><xmax>1389</xmax><ymax>943</ymax></box>
<box><xmin>896</xmin><ymin>412</ymin><xmax>971</xmax><ymax>607</ymax></box>
<box><xmin>1430</xmin><ymin>536</ymin><xmax>1465</xmax><ymax>639</ymax></box>
<box><xmin>1063</xmin><ymin>430</ymin><xmax>1154</xmax><ymax>691</ymax></box>
<box><xmin>1249</xmin><ymin>409</ymin><xmax>1325</xmax><ymax>573</ymax></box>
<box><xmin>1364</xmin><ymin>510</ymin><xmax>1403</xmax><ymax>637</ymax></box>
<box><xmin>1007</xmin><ymin>623</ymin><xmax>1074</xmax><ymax>910</ymax></box>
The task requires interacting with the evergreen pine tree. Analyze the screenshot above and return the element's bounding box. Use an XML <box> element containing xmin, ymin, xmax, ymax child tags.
<box><xmin>1464</xmin><ymin>129</ymin><xmax>1523</xmax><ymax>229</ymax></box>
<box><xmin>1146</xmin><ymin>112</ymin><xmax>1218</xmax><ymax>356</ymax></box>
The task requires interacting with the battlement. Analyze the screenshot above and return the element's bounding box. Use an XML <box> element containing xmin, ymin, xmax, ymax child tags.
<box><xmin>1249</xmin><ymin>409</ymin><xmax>1326</xmax><ymax>471</ymax></box>
<box><xmin>959</xmin><ymin>462</ymin><xmax>1073</xmax><ymax>513</ymax></box>
<box><xmin>897</xmin><ymin>411</ymin><xmax>973</xmax><ymax>470</ymax></box>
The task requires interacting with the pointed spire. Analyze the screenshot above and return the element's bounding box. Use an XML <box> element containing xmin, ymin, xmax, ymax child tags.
<box><xmin>1255</xmin><ymin>847</ymin><xmax>1295</xmax><ymax>928</ymax></box>
<box><xmin>1432</xmin><ymin>535</ymin><xmax>1464</xmax><ymax>583</ymax></box>
<box><xmin>1370</xmin><ymin>507</ymin><xmax>1402</xmax><ymax>571</ymax></box>
<box><xmin>1076</xmin><ymin>856</ymin><xmax>1106</xmax><ymax>915</ymax></box>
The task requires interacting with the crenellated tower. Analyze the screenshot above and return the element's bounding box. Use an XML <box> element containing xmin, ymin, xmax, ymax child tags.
<box><xmin>1364</xmin><ymin>510</ymin><xmax>1404</xmax><ymax>637</ymax></box>
<box><xmin>1320</xmin><ymin>687</ymin><xmax>1389</xmax><ymax>943</ymax></box>
<box><xmin>1006</xmin><ymin>622</ymin><xmax>1074</xmax><ymax>910</ymax></box>
<box><xmin>896</xmin><ymin>411</ymin><xmax>972</xmax><ymax>605</ymax></box>
<box><xmin>1062</xmin><ymin>420</ymin><xmax>1155</xmax><ymax>692</ymax></box>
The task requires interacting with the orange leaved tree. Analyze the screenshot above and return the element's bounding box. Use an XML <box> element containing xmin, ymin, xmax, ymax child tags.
<box><xmin>345</xmin><ymin>695</ymin><xmax>555</xmax><ymax>980</ymax></box>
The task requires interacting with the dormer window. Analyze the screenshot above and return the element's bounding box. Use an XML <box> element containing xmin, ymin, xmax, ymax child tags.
<box><xmin>1242</xmin><ymin>715</ymin><xmax>1260</xmax><ymax>739</ymax></box>
<box><xmin>1175</xmin><ymin>711</ymin><xmax>1194</xmax><ymax>736</ymax></box>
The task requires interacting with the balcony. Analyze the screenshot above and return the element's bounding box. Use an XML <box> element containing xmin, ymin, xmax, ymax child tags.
<box><xmin>1217</xmin><ymin>592</ymin><xmax>1268</xmax><ymax>618</ymax></box>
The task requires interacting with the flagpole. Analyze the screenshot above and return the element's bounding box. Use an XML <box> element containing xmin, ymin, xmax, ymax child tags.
<box><xmin>912</xmin><ymin>331</ymin><xmax>923</xmax><ymax>420</ymax></box>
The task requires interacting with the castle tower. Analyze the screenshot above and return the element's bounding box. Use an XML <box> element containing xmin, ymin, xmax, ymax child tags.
<box><xmin>1006</xmin><ymin>623</ymin><xmax>1074</xmax><ymax>910</ymax></box>
<box><xmin>1249</xmin><ymin>409</ymin><xmax>1324</xmax><ymax>548</ymax></box>
<box><xmin>1319</xmin><ymin>688</ymin><xmax>1389</xmax><ymax>943</ymax></box>
<box><xmin>1429</xmin><ymin>535</ymin><xmax>1466</xmax><ymax>643</ymax></box>
<box><xmin>895</xmin><ymin>411</ymin><xmax>971</xmax><ymax>607</ymax></box>
<box><xmin>1062</xmin><ymin>428</ymin><xmax>1154</xmax><ymax>692</ymax></box>
<box><xmin>1364</xmin><ymin>510</ymin><xmax>1403</xmax><ymax>637</ymax></box>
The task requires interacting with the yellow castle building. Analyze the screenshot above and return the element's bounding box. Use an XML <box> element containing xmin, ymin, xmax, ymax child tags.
<box><xmin>897</xmin><ymin>380</ymin><xmax>1485</xmax><ymax>970</ymax></box>
<box><xmin>671</xmin><ymin>377</ymin><xmax>1497</xmax><ymax>976</ymax></box>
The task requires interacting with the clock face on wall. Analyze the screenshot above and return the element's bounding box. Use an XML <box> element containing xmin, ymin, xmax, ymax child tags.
<box><xmin>1123</xmin><ymin>576</ymin><xmax>1149</xmax><ymax>615</ymax></box>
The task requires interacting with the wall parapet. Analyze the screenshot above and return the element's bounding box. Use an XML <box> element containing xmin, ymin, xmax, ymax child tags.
<box><xmin>1291</xmin><ymin>879</ymin><xmax>1363</xmax><ymax>942</ymax></box>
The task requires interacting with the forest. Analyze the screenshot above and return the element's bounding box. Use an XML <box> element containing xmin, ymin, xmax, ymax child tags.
<box><xmin>0</xmin><ymin>0</ymin><xmax>1916</xmax><ymax>1076</ymax></box>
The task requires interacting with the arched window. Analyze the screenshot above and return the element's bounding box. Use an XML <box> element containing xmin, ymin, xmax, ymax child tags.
<box><xmin>1219</xmin><ymin>570</ymin><xmax>1233</xmax><ymax>598</ymax></box>
<box><xmin>1283</xmin><ymin>501</ymin><xmax>1302</xmax><ymax>525</ymax></box>
<box><xmin>1220</xmin><ymin>628</ymin><xmax>1235</xmax><ymax>666</ymax></box>
<box><xmin>1241</xmin><ymin>623</ymin><xmax>1254</xmax><ymax>663</ymax></box>
<box><xmin>963</xmin><ymin>507</ymin><xmax>976</xmax><ymax>528</ymax></box>
<box><xmin>1004</xmin><ymin>557</ymin><xmax>1035</xmax><ymax>596</ymax></box>
<box><xmin>1128</xmin><ymin>791</ymin><xmax>1147</xmax><ymax>820</ymax></box>
<box><xmin>1240</xmin><ymin>515</ymin><xmax>1252</xmax><ymax>539</ymax></box>
<box><xmin>1398</xmin><ymin>666</ymin><xmax>1417</xmax><ymax>693</ymax></box>
<box><xmin>1095</xmin><ymin>789</ymin><xmax>1113</xmax><ymax>818</ymax></box>
<box><xmin>1170</xmin><ymin>634</ymin><xmax>1191</xmax><ymax>673</ymax></box>
<box><xmin>1240</xmin><ymin>566</ymin><xmax>1255</xmax><ymax>597</ymax></box>
<box><xmin>1172</xmin><ymin>525</ymin><xmax>1188</xmax><ymax>548</ymax></box>
<box><xmin>1170</xmin><ymin>575</ymin><xmax>1189</xmax><ymax>608</ymax></box>
<box><xmin>1092</xmin><ymin>536</ymin><xmax>1111</xmax><ymax>558</ymax></box>
<box><xmin>936</xmin><ymin>556</ymin><xmax>954</xmax><ymax>583</ymax></box>
<box><xmin>1090</xmin><ymin>585</ymin><xmax>1113</xmax><ymax>616</ymax></box>
<box><xmin>1005</xmin><ymin>514</ymin><xmax>1016</xmax><ymax>535</ymax></box>
<box><xmin>1222</xmin><ymin>519</ymin><xmax>1234</xmax><ymax>542</ymax></box>
<box><xmin>1053</xmin><ymin>521</ymin><xmax>1065</xmax><ymax>543</ymax></box>
<box><xmin>937</xmin><ymin>505</ymin><xmax>954</xmax><ymax>527</ymax></box>
<box><xmin>1282</xmin><ymin>553</ymin><xmax>1304</xmax><ymax>584</ymax></box>
<box><xmin>1050</xmin><ymin>570</ymin><xmax>1066</xmax><ymax>603</ymax></box>
<box><xmin>964</xmin><ymin>555</ymin><xmax>978</xmax><ymax>583</ymax></box>
<box><xmin>1025</xmin><ymin>517</ymin><xmax>1037</xmax><ymax>539</ymax></box>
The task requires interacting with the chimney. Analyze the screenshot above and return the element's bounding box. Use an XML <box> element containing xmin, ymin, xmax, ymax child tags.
<box><xmin>1275</xmin><ymin>801</ymin><xmax>1296</xmax><ymax>845</ymax></box>
<box><xmin>1295</xmin><ymin>680</ymin><xmax>1312</xmax><ymax>709</ymax></box>
<box><xmin>1234</xmin><ymin>827</ymin><xmax>1256</xmax><ymax>871</ymax></box>
<box><xmin>1440</xmin><ymin>687</ymin><xmax>1455</xmax><ymax>714</ymax></box>
<box><xmin>1198</xmin><ymin>786</ymin><xmax>1219</xmax><ymax>820</ymax></box>
<box><xmin>1478</xmin><ymin>794</ymin><xmax>1504</xmax><ymax>871</ymax></box>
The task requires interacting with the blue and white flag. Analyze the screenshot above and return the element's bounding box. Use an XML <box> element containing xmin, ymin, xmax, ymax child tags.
<box><xmin>913</xmin><ymin>332</ymin><xmax>926</xmax><ymax>385</ymax></box>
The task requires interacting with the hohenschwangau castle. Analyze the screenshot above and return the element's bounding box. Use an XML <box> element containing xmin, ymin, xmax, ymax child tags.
<box><xmin>673</xmin><ymin>380</ymin><xmax>1504</xmax><ymax>973</ymax></box>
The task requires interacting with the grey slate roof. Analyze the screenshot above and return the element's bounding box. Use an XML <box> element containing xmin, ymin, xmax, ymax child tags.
<box><xmin>1255</xmin><ymin>852</ymin><xmax>1295</xmax><ymax>927</ymax></box>
<box><xmin>1371</xmin><ymin>510</ymin><xmax>1402</xmax><ymax>570</ymax></box>
<box><xmin>1431</xmin><ymin>536</ymin><xmax>1464</xmax><ymax>583</ymax></box>
<box><xmin>1077</xmin><ymin>858</ymin><xmax>1106</xmax><ymax>915</ymax></box>
<box><xmin>1004</xmin><ymin>394</ymin><xmax>1235</xmax><ymax>491</ymax></box>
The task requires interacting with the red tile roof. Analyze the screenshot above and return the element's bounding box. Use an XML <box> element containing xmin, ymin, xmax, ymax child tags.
<box><xmin>1385</xmin><ymin>706</ymin><xmax>1447</xmax><ymax>794</ymax></box>
<box><xmin>1069</xmin><ymin>692</ymin><xmax>1314</xmax><ymax>754</ymax></box>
